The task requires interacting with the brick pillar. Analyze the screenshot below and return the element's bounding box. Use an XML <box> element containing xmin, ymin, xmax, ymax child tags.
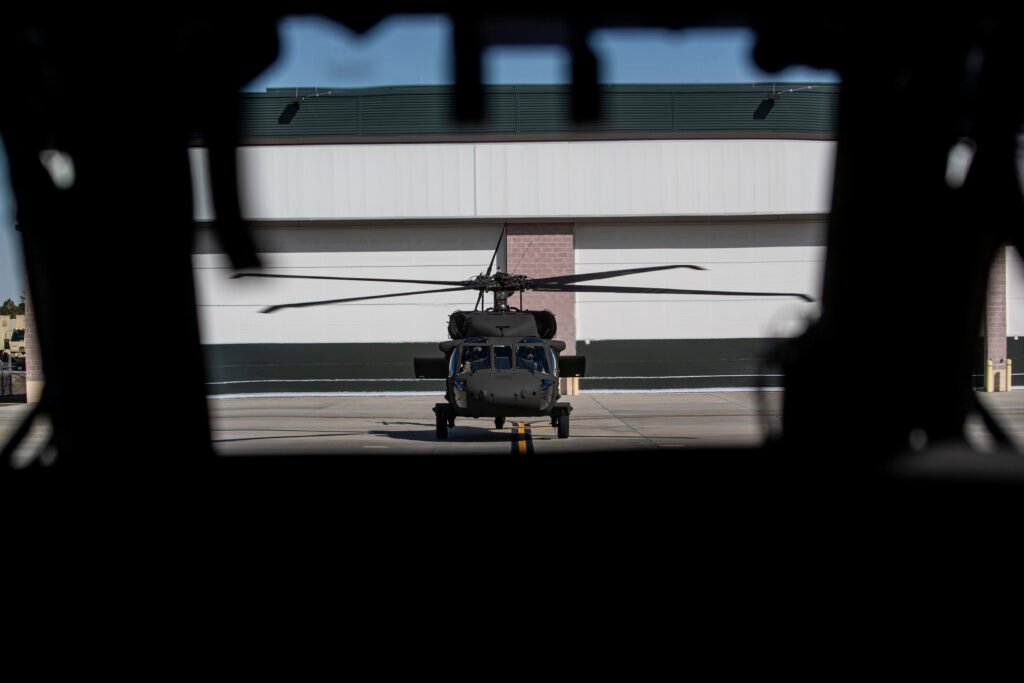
<box><xmin>505</xmin><ymin>223</ymin><xmax>576</xmax><ymax>356</ymax></box>
<box><xmin>985</xmin><ymin>245</ymin><xmax>1008</xmax><ymax>391</ymax></box>
<box><xmin>24</xmin><ymin>285</ymin><xmax>43</xmax><ymax>403</ymax></box>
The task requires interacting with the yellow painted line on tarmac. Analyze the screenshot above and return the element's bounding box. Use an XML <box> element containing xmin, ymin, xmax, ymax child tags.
<box><xmin>511</xmin><ymin>421</ymin><xmax>536</xmax><ymax>455</ymax></box>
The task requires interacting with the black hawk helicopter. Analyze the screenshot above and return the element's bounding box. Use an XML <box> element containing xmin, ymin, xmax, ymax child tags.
<box><xmin>236</xmin><ymin>227</ymin><xmax>813</xmax><ymax>440</ymax></box>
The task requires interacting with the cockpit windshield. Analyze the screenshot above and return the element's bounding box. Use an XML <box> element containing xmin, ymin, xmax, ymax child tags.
<box><xmin>494</xmin><ymin>346</ymin><xmax>513</xmax><ymax>370</ymax></box>
<box><xmin>516</xmin><ymin>345</ymin><xmax>549</xmax><ymax>373</ymax></box>
<box><xmin>459</xmin><ymin>343</ymin><xmax>551</xmax><ymax>373</ymax></box>
<box><xmin>461</xmin><ymin>345</ymin><xmax>491</xmax><ymax>373</ymax></box>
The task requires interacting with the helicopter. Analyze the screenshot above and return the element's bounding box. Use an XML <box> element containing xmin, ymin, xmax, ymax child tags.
<box><xmin>235</xmin><ymin>227</ymin><xmax>813</xmax><ymax>440</ymax></box>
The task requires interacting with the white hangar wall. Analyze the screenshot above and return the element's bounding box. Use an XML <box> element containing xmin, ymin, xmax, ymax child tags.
<box><xmin>189</xmin><ymin>138</ymin><xmax>833</xmax><ymax>393</ymax></box>
<box><xmin>193</xmin><ymin>223</ymin><xmax>504</xmax><ymax>345</ymax></box>
<box><xmin>472</xmin><ymin>140</ymin><xmax>832</xmax><ymax>218</ymax></box>
<box><xmin>1011</xmin><ymin>135</ymin><xmax>1024</xmax><ymax>340</ymax></box>
<box><xmin>194</xmin><ymin>219</ymin><xmax>826</xmax><ymax>345</ymax></box>
<box><xmin>1007</xmin><ymin>247</ymin><xmax>1024</xmax><ymax>338</ymax></box>
<box><xmin>574</xmin><ymin>220</ymin><xmax>825</xmax><ymax>342</ymax></box>
<box><xmin>190</xmin><ymin>139</ymin><xmax>835</xmax><ymax>221</ymax></box>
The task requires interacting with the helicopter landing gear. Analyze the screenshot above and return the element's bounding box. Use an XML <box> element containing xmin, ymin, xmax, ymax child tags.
<box><xmin>495</xmin><ymin>417</ymin><xmax>505</xmax><ymax>430</ymax></box>
<box><xmin>433</xmin><ymin>403</ymin><xmax>455</xmax><ymax>439</ymax></box>
<box><xmin>551</xmin><ymin>403</ymin><xmax>572</xmax><ymax>439</ymax></box>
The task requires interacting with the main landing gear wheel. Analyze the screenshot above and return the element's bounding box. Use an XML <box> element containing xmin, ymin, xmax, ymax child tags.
<box><xmin>436</xmin><ymin>413</ymin><xmax>449</xmax><ymax>439</ymax></box>
<box><xmin>495</xmin><ymin>417</ymin><xmax>505</xmax><ymax>429</ymax></box>
<box><xmin>557</xmin><ymin>414</ymin><xmax>570</xmax><ymax>439</ymax></box>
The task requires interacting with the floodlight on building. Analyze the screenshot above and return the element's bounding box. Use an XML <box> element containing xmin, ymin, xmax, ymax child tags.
<box><xmin>278</xmin><ymin>100</ymin><xmax>300</xmax><ymax>124</ymax></box>
<box><xmin>278</xmin><ymin>88</ymin><xmax>334</xmax><ymax>125</ymax></box>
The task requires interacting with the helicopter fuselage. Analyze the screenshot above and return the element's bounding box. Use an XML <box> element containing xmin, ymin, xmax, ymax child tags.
<box><xmin>239</xmin><ymin>224</ymin><xmax>809</xmax><ymax>441</ymax></box>
<box><xmin>443</xmin><ymin>336</ymin><xmax>563</xmax><ymax>418</ymax></box>
<box><xmin>415</xmin><ymin>308</ymin><xmax>581</xmax><ymax>437</ymax></box>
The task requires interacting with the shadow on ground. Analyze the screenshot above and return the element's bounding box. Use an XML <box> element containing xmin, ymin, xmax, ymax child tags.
<box><xmin>214</xmin><ymin>430</ymin><xmax>362</xmax><ymax>444</ymax></box>
<box><xmin>1</xmin><ymin>371</ymin><xmax>25</xmax><ymax>404</ymax></box>
<box><xmin>371</xmin><ymin>421</ymin><xmax>508</xmax><ymax>443</ymax></box>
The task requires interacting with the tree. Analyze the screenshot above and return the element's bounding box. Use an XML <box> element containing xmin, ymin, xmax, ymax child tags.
<box><xmin>0</xmin><ymin>298</ymin><xmax>17</xmax><ymax>317</ymax></box>
<box><xmin>17</xmin><ymin>291</ymin><xmax>24</xmax><ymax>315</ymax></box>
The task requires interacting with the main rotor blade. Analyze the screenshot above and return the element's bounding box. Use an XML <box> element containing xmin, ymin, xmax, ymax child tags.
<box><xmin>484</xmin><ymin>225</ymin><xmax>506</xmax><ymax>277</ymax></box>
<box><xmin>262</xmin><ymin>286</ymin><xmax>478</xmax><ymax>313</ymax></box>
<box><xmin>531</xmin><ymin>283</ymin><xmax>814</xmax><ymax>302</ymax></box>
<box><xmin>235</xmin><ymin>273</ymin><xmax>469</xmax><ymax>287</ymax></box>
<box><xmin>529</xmin><ymin>264</ymin><xmax>707</xmax><ymax>286</ymax></box>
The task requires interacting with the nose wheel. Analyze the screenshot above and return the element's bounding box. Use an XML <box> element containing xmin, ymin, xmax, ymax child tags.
<box><xmin>551</xmin><ymin>403</ymin><xmax>572</xmax><ymax>439</ymax></box>
<box><xmin>556</xmin><ymin>414</ymin><xmax>570</xmax><ymax>439</ymax></box>
<box><xmin>433</xmin><ymin>403</ymin><xmax>455</xmax><ymax>439</ymax></box>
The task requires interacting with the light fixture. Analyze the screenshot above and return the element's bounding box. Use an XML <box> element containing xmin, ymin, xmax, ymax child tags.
<box><xmin>277</xmin><ymin>88</ymin><xmax>333</xmax><ymax>125</ymax></box>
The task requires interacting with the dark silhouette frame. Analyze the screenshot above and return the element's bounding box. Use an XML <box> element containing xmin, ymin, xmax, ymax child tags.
<box><xmin>3</xmin><ymin>6</ymin><xmax>1023</xmax><ymax>497</ymax></box>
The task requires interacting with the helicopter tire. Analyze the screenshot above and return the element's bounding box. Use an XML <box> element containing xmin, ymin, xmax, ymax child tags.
<box><xmin>436</xmin><ymin>413</ymin><xmax>449</xmax><ymax>439</ymax></box>
<box><xmin>495</xmin><ymin>417</ymin><xmax>505</xmax><ymax>429</ymax></box>
<box><xmin>557</xmin><ymin>414</ymin><xmax>570</xmax><ymax>439</ymax></box>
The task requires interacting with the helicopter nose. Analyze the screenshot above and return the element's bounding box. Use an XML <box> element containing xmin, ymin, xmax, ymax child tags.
<box><xmin>465</xmin><ymin>376</ymin><xmax>544</xmax><ymax>408</ymax></box>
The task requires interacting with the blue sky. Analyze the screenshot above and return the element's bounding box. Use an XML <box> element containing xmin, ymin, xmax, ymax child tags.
<box><xmin>0</xmin><ymin>14</ymin><xmax>837</xmax><ymax>303</ymax></box>
<box><xmin>245</xmin><ymin>14</ymin><xmax>837</xmax><ymax>90</ymax></box>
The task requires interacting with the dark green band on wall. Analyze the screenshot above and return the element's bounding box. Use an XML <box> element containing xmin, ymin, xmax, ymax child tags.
<box><xmin>577</xmin><ymin>338</ymin><xmax>785</xmax><ymax>390</ymax></box>
<box><xmin>204</xmin><ymin>339</ymin><xmax>788</xmax><ymax>395</ymax></box>
<box><xmin>204</xmin><ymin>342</ymin><xmax>443</xmax><ymax>395</ymax></box>
<box><xmin>205</xmin><ymin>337</ymin><xmax>1024</xmax><ymax>394</ymax></box>
<box><xmin>226</xmin><ymin>85</ymin><xmax>839</xmax><ymax>142</ymax></box>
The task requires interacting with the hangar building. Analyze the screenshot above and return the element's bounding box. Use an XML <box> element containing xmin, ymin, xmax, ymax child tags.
<box><xmin>192</xmin><ymin>84</ymin><xmax>837</xmax><ymax>395</ymax></box>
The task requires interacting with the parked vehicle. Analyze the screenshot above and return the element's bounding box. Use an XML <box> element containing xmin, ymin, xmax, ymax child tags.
<box><xmin>7</xmin><ymin>330</ymin><xmax>24</xmax><ymax>370</ymax></box>
<box><xmin>1</xmin><ymin>350</ymin><xmax>12</xmax><ymax>395</ymax></box>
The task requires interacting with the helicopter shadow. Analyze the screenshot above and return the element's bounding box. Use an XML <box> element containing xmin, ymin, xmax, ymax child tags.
<box><xmin>371</xmin><ymin>421</ymin><xmax>510</xmax><ymax>443</ymax></box>
<box><xmin>213</xmin><ymin>429</ymin><xmax>362</xmax><ymax>444</ymax></box>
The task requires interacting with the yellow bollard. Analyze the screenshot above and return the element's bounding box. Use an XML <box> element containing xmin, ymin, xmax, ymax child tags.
<box><xmin>986</xmin><ymin>359</ymin><xmax>994</xmax><ymax>392</ymax></box>
<box><xmin>1009</xmin><ymin>358</ymin><xmax>1014</xmax><ymax>392</ymax></box>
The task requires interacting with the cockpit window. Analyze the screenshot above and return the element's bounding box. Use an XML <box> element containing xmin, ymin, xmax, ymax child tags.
<box><xmin>462</xmin><ymin>345</ymin><xmax>491</xmax><ymax>373</ymax></box>
<box><xmin>494</xmin><ymin>346</ymin><xmax>513</xmax><ymax>370</ymax></box>
<box><xmin>516</xmin><ymin>345</ymin><xmax>549</xmax><ymax>373</ymax></box>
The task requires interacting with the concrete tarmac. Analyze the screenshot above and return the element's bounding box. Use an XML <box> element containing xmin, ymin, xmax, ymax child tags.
<box><xmin>4</xmin><ymin>390</ymin><xmax>1024</xmax><ymax>457</ymax></box>
<box><xmin>208</xmin><ymin>391</ymin><xmax>782</xmax><ymax>456</ymax></box>
<box><xmin>206</xmin><ymin>389</ymin><xmax>1024</xmax><ymax>455</ymax></box>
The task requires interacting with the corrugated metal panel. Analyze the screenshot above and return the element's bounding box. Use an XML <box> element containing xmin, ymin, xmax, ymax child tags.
<box><xmin>235</xmin><ymin>84</ymin><xmax>839</xmax><ymax>140</ymax></box>
<box><xmin>516</xmin><ymin>91</ymin><xmax>571</xmax><ymax>132</ymax></box>
<box><xmin>517</xmin><ymin>91</ymin><xmax>677</xmax><ymax>132</ymax></box>
<box><xmin>239</xmin><ymin>94</ymin><xmax>358</xmax><ymax>137</ymax></box>
<box><xmin>674</xmin><ymin>88</ymin><xmax>837</xmax><ymax>132</ymax></box>
<box><xmin>358</xmin><ymin>92</ymin><xmax>517</xmax><ymax>135</ymax></box>
<box><xmin>600</xmin><ymin>92</ymin><xmax>675</xmax><ymax>131</ymax></box>
<box><xmin>469</xmin><ymin>139</ymin><xmax>835</xmax><ymax>219</ymax></box>
<box><xmin>236</xmin><ymin>144</ymin><xmax>478</xmax><ymax>220</ymax></box>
